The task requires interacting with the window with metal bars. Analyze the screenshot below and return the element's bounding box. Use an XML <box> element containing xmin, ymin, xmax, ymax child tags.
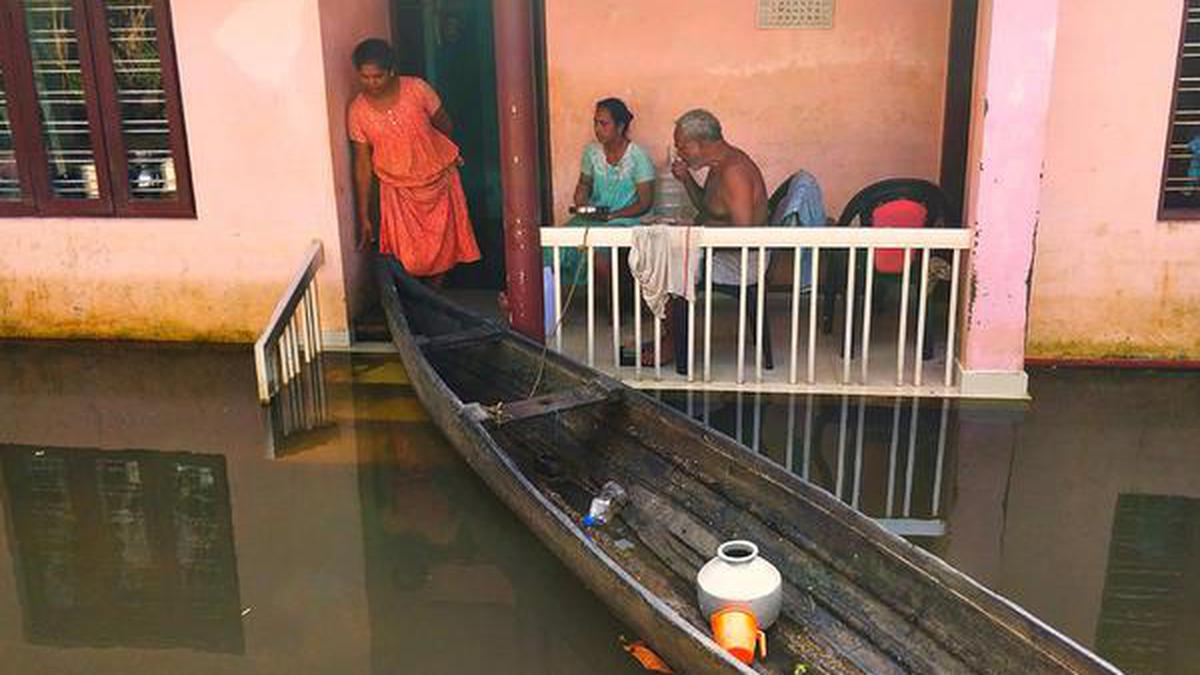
<box><xmin>1160</xmin><ymin>0</ymin><xmax>1200</xmax><ymax>219</ymax></box>
<box><xmin>0</xmin><ymin>0</ymin><xmax>192</xmax><ymax>218</ymax></box>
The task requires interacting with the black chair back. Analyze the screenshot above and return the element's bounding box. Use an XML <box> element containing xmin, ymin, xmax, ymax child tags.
<box><xmin>837</xmin><ymin>178</ymin><xmax>949</xmax><ymax>228</ymax></box>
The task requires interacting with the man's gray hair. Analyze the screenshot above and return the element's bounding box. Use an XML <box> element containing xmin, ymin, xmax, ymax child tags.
<box><xmin>675</xmin><ymin>109</ymin><xmax>723</xmax><ymax>142</ymax></box>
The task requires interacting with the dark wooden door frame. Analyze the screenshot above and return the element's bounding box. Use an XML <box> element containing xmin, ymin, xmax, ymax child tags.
<box><xmin>939</xmin><ymin>0</ymin><xmax>980</xmax><ymax>226</ymax></box>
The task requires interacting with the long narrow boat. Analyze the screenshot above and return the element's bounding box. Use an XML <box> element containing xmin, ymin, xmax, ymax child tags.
<box><xmin>376</xmin><ymin>260</ymin><xmax>1119</xmax><ymax>675</ymax></box>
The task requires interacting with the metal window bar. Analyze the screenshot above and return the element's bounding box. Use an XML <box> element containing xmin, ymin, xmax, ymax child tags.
<box><xmin>932</xmin><ymin>399</ymin><xmax>949</xmax><ymax>516</ymax></box>
<box><xmin>808</xmin><ymin>247</ymin><xmax>820</xmax><ymax>384</ymax></box>
<box><xmin>687</xmin><ymin>267</ymin><xmax>697</xmax><ymax>382</ymax></box>
<box><xmin>841</xmin><ymin>246</ymin><xmax>857</xmax><ymax>384</ymax></box>
<box><xmin>789</xmin><ymin>245</ymin><xmax>802</xmax><ymax>384</ymax></box>
<box><xmin>897</xmin><ymin>248</ymin><xmax>912</xmax><ymax>385</ymax></box>
<box><xmin>587</xmin><ymin>247</ymin><xmax>595</xmax><ymax>366</ymax></box>
<box><xmin>737</xmin><ymin>247</ymin><xmax>749</xmax><ymax>384</ymax></box>
<box><xmin>704</xmin><ymin>247</ymin><xmax>714</xmax><ymax>382</ymax></box>
<box><xmin>903</xmin><ymin>398</ymin><xmax>920</xmax><ymax>517</ymax></box>
<box><xmin>852</xmin><ymin>399</ymin><xmax>866</xmax><ymax>509</ymax></box>
<box><xmin>553</xmin><ymin>245</ymin><xmax>563</xmax><ymax>353</ymax></box>
<box><xmin>835</xmin><ymin>396</ymin><xmax>848</xmax><ymax>499</ymax></box>
<box><xmin>802</xmin><ymin>394</ymin><xmax>813</xmax><ymax>481</ymax></box>
<box><xmin>752</xmin><ymin>392</ymin><xmax>763</xmax><ymax>453</ymax></box>
<box><xmin>634</xmin><ymin>276</ymin><xmax>642</xmax><ymax>378</ymax></box>
<box><xmin>611</xmin><ymin>245</ymin><xmax>621</xmax><ymax>370</ymax></box>
<box><xmin>860</xmin><ymin>246</ymin><xmax>876</xmax><ymax>385</ymax></box>
<box><xmin>913</xmin><ymin>250</ymin><xmax>932</xmax><ymax>386</ymax></box>
<box><xmin>786</xmin><ymin>393</ymin><xmax>796</xmax><ymax>473</ymax></box>
<box><xmin>254</xmin><ymin>240</ymin><xmax>325</xmax><ymax>404</ymax></box>
<box><xmin>944</xmin><ymin>250</ymin><xmax>962</xmax><ymax>386</ymax></box>
<box><xmin>886</xmin><ymin>397</ymin><xmax>901</xmax><ymax>517</ymax></box>
<box><xmin>755</xmin><ymin>246</ymin><xmax>767</xmax><ymax>382</ymax></box>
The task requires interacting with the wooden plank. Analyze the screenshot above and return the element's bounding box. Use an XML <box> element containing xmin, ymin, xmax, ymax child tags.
<box><xmin>414</xmin><ymin>324</ymin><xmax>503</xmax><ymax>352</ymax></box>
<box><xmin>485</xmin><ymin>380</ymin><xmax>620</xmax><ymax>427</ymax></box>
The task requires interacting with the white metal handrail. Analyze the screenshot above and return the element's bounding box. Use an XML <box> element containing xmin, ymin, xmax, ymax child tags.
<box><xmin>254</xmin><ymin>240</ymin><xmax>325</xmax><ymax>404</ymax></box>
<box><xmin>541</xmin><ymin>226</ymin><xmax>972</xmax><ymax>397</ymax></box>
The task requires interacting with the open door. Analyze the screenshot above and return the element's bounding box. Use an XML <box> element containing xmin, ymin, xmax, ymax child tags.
<box><xmin>392</xmin><ymin>0</ymin><xmax>505</xmax><ymax>290</ymax></box>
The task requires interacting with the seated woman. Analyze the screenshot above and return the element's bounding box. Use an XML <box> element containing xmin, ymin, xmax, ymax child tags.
<box><xmin>550</xmin><ymin>98</ymin><xmax>654</xmax><ymax>314</ymax></box>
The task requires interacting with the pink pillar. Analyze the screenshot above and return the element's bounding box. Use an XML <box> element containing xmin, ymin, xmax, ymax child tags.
<box><xmin>959</xmin><ymin>0</ymin><xmax>1060</xmax><ymax>398</ymax></box>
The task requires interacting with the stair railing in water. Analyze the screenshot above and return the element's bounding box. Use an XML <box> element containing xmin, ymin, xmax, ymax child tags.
<box><xmin>254</xmin><ymin>240</ymin><xmax>325</xmax><ymax>404</ymax></box>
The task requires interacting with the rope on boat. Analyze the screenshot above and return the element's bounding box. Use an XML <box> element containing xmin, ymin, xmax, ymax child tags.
<box><xmin>527</xmin><ymin>223</ymin><xmax>594</xmax><ymax>399</ymax></box>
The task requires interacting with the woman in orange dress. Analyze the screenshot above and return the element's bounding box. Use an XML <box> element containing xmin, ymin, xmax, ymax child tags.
<box><xmin>349</xmin><ymin>39</ymin><xmax>480</xmax><ymax>282</ymax></box>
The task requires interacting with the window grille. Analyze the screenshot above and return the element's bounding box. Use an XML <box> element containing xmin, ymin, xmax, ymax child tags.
<box><xmin>758</xmin><ymin>0</ymin><xmax>834</xmax><ymax>29</ymax></box>
<box><xmin>1159</xmin><ymin>0</ymin><xmax>1200</xmax><ymax>219</ymax></box>
<box><xmin>0</xmin><ymin>0</ymin><xmax>193</xmax><ymax>218</ymax></box>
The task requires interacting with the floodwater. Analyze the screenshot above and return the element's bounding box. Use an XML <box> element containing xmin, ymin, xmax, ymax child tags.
<box><xmin>0</xmin><ymin>341</ymin><xmax>1196</xmax><ymax>674</ymax></box>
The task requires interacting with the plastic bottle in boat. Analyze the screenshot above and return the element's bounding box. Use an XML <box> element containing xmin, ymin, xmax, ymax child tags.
<box><xmin>582</xmin><ymin>480</ymin><xmax>627</xmax><ymax>527</ymax></box>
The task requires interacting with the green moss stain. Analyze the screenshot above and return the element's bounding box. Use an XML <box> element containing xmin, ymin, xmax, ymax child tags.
<box><xmin>0</xmin><ymin>278</ymin><xmax>293</xmax><ymax>343</ymax></box>
<box><xmin>1027</xmin><ymin>338</ymin><xmax>1200</xmax><ymax>361</ymax></box>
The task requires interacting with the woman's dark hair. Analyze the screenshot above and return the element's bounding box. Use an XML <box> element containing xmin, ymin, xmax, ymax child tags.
<box><xmin>596</xmin><ymin>97</ymin><xmax>634</xmax><ymax>137</ymax></box>
<box><xmin>353</xmin><ymin>38</ymin><xmax>396</xmax><ymax>71</ymax></box>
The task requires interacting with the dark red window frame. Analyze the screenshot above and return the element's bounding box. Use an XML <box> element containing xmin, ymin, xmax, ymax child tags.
<box><xmin>0</xmin><ymin>0</ymin><xmax>194</xmax><ymax>218</ymax></box>
<box><xmin>1159</xmin><ymin>0</ymin><xmax>1200</xmax><ymax>221</ymax></box>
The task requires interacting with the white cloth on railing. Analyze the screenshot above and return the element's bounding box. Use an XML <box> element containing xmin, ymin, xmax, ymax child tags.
<box><xmin>628</xmin><ymin>225</ymin><xmax>700</xmax><ymax>320</ymax></box>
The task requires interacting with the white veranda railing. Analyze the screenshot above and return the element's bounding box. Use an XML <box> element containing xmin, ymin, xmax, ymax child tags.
<box><xmin>540</xmin><ymin>226</ymin><xmax>972</xmax><ymax>398</ymax></box>
<box><xmin>254</xmin><ymin>240</ymin><xmax>325</xmax><ymax>404</ymax></box>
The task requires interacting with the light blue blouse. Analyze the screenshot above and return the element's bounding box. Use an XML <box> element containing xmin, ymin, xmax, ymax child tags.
<box><xmin>580</xmin><ymin>141</ymin><xmax>656</xmax><ymax>226</ymax></box>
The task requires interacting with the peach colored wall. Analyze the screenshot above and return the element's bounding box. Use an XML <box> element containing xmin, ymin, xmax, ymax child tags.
<box><xmin>544</xmin><ymin>0</ymin><xmax>952</xmax><ymax>225</ymax></box>
<box><xmin>1028</xmin><ymin>0</ymin><xmax>1200</xmax><ymax>360</ymax></box>
<box><xmin>317</xmin><ymin>0</ymin><xmax>390</xmax><ymax>327</ymax></box>
<box><xmin>0</xmin><ymin>0</ymin><xmax>355</xmax><ymax>342</ymax></box>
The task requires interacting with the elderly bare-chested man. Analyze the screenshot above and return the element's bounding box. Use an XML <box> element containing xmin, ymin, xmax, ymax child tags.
<box><xmin>667</xmin><ymin>109</ymin><xmax>774</xmax><ymax>373</ymax></box>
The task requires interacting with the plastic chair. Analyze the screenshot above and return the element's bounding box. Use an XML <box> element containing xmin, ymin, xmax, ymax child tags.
<box><xmin>823</xmin><ymin>179</ymin><xmax>953</xmax><ymax>361</ymax></box>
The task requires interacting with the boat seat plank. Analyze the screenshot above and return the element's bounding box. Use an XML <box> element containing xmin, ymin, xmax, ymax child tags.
<box><xmin>414</xmin><ymin>324</ymin><xmax>503</xmax><ymax>352</ymax></box>
<box><xmin>466</xmin><ymin>379</ymin><xmax>621</xmax><ymax>427</ymax></box>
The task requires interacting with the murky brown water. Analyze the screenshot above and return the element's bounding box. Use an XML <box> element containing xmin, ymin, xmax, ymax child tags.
<box><xmin>0</xmin><ymin>341</ymin><xmax>1197</xmax><ymax>674</ymax></box>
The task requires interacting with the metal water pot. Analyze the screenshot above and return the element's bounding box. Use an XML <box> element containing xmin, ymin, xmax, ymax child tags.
<box><xmin>696</xmin><ymin>540</ymin><xmax>782</xmax><ymax>628</ymax></box>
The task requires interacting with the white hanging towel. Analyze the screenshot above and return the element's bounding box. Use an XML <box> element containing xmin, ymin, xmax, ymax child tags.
<box><xmin>627</xmin><ymin>225</ymin><xmax>701</xmax><ymax>320</ymax></box>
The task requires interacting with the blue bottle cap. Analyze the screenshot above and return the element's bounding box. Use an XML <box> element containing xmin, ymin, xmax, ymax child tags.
<box><xmin>581</xmin><ymin>514</ymin><xmax>597</xmax><ymax>527</ymax></box>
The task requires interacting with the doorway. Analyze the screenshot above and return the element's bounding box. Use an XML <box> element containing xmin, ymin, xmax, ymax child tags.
<box><xmin>391</xmin><ymin>0</ymin><xmax>505</xmax><ymax>290</ymax></box>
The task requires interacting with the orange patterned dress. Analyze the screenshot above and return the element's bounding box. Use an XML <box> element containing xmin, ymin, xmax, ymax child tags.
<box><xmin>348</xmin><ymin>77</ymin><xmax>481</xmax><ymax>276</ymax></box>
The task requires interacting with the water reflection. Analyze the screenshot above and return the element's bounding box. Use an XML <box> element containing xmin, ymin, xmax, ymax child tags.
<box><xmin>0</xmin><ymin>445</ymin><xmax>242</xmax><ymax>652</ymax></box>
<box><xmin>1</xmin><ymin>341</ymin><xmax>1197</xmax><ymax>675</ymax></box>
<box><xmin>665</xmin><ymin>392</ymin><xmax>952</xmax><ymax>537</ymax></box>
<box><xmin>663</xmin><ymin>372</ymin><xmax>1200</xmax><ymax>675</ymax></box>
<box><xmin>1096</xmin><ymin>494</ymin><xmax>1200</xmax><ymax>673</ymax></box>
<box><xmin>266</xmin><ymin>356</ymin><xmax>334</xmax><ymax>458</ymax></box>
<box><xmin>350</xmin><ymin>378</ymin><xmax>644</xmax><ymax>674</ymax></box>
<box><xmin>0</xmin><ymin>342</ymin><xmax>646</xmax><ymax>673</ymax></box>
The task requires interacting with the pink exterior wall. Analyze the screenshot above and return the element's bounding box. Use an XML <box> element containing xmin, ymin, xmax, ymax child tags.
<box><xmin>1029</xmin><ymin>0</ymin><xmax>1200</xmax><ymax>360</ymax></box>
<box><xmin>0</xmin><ymin>0</ymin><xmax>358</xmax><ymax>342</ymax></box>
<box><xmin>544</xmin><ymin>0</ymin><xmax>952</xmax><ymax>224</ymax></box>
<box><xmin>317</xmin><ymin>0</ymin><xmax>390</xmax><ymax>326</ymax></box>
<box><xmin>959</xmin><ymin>0</ymin><xmax>1060</xmax><ymax>376</ymax></box>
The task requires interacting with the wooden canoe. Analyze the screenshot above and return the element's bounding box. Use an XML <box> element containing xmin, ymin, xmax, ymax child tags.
<box><xmin>375</xmin><ymin>260</ymin><xmax>1119</xmax><ymax>675</ymax></box>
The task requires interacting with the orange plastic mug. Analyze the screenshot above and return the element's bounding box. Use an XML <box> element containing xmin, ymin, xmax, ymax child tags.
<box><xmin>710</xmin><ymin>608</ymin><xmax>767</xmax><ymax>664</ymax></box>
